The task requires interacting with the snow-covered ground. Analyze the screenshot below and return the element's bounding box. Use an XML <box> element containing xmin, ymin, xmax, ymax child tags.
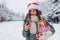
<box><xmin>0</xmin><ymin>21</ymin><xmax>60</xmax><ymax>40</ymax></box>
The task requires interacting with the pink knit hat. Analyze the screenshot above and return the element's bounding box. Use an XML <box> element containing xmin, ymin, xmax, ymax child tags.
<box><xmin>27</xmin><ymin>2</ymin><xmax>39</xmax><ymax>10</ymax></box>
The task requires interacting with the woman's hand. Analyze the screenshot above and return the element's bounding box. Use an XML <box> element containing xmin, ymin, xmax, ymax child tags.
<box><xmin>24</xmin><ymin>23</ymin><xmax>31</xmax><ymax>31</ymax></box>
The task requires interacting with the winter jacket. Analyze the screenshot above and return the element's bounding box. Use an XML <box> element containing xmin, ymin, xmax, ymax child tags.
<box><xmin>22</xmin><ymin>15</ymin><xmax>55</xmax><ymax>40</ymax></box>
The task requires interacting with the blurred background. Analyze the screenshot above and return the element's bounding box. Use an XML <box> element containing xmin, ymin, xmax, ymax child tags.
<box><xmin>0</xmin><ymin>0</ymin><xmax>59</xmax><ymax>23</ymax></box>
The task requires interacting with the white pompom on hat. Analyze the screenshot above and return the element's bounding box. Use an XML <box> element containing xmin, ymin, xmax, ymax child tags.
<box><xmin>27</xmin><ymin>1</ymin><xmax>40</xmax><ymax>10</ymax></box>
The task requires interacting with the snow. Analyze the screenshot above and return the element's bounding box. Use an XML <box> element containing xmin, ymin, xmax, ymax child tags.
<box><xmin>0</xmin><ymin>21</ymin><xmax>60</xmax><ymax>40</ymax></box>
<box><xmin>52</xmin><ymin>14</ymin><xmax>60</xmax><ymax>18</ymax></box>
<box><xmin>0</xmin><ymin>21</ymin><xmax>26</xmax><ymax>40</ymax></box>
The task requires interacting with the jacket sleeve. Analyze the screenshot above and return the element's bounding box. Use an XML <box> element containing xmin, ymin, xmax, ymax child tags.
<box><xmin>47</xmin><ymin>22</ymin><xmax>55</xmax><ymax>35</ymax></box>
<box><xmin>40</xmin><ymin>22</ymin><xmax>55</xmax><ymax>40</ymax></box>
<box><xmin>22</xmin><ymin>19</ymin><xmax>30</xmax><ymax>37</ymax></box>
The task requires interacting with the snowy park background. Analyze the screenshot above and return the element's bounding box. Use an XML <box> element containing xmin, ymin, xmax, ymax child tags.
<box><xmin>0</xmin><ymin>21</ymin><xmax>60</xmax><ymax>40</ymax></box>
<box><xmin>0</xmin><ymin>0</ymin><xmax>60</xmax><ymax>40</ymax></box>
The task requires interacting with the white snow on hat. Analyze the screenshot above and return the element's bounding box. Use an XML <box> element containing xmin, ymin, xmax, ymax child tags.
<box><xmin>27</xmin><ymin>2</ymin><xmax>40</xmax><ymax>10</ymax></box>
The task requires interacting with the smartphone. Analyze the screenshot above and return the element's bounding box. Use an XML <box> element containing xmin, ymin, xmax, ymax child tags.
<box><xmin>24</xmin><ymin>20</ymin><xmax>29</xmax><ymax>25</ymax></box>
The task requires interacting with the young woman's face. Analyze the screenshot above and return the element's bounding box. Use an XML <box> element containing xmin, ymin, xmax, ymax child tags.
<box><xmin>30</xmin><ymin>9</ymin><xmax>37</xmax><ymax>15</ymax></box>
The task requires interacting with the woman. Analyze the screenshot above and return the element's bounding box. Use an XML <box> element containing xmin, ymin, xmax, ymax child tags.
<box><xmin>22</xmin><ymin>2</ymin><xmax>55</xmax><ymax>40</ymax></box>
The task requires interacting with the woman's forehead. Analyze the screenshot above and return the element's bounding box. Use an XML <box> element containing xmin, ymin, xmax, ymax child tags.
<box><xmin>29</xmin><ymin>9</ymin><xmax>37</xmax><ymax>11</ymax></box>
<box><xmin>30</xmin><ymin>9</ymin><xmax>36</xmax><ymax>10</ymax></box>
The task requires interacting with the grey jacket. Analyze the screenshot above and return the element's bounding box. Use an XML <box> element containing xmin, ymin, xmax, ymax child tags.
<box><xmin>22</xmin><ymin>16</ymin><xmax>55</xmax><ymax>40</ymax></box>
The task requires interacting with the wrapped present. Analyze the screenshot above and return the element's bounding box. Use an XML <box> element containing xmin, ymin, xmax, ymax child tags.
<box><xmin>38</xmin><ymin>20</ymin><xmax>51</xmax><ymax>33</ymax></box>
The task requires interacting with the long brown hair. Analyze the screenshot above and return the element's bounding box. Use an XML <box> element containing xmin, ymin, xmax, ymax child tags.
<box><xmin>25</xmin><ymin>9</ymin><xmax>42</xmax><ymax>21</ymax></box>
